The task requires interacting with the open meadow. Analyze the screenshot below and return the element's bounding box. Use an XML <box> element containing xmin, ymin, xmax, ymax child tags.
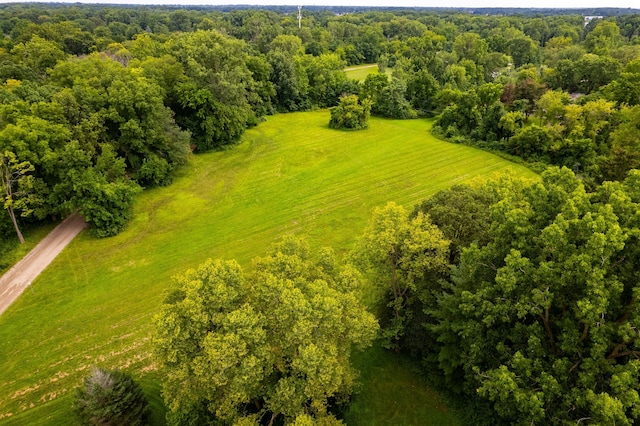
<box><xmin>345</xmin><ymin>63</ymin><xmax>388</xmax><ymax>81</ymax></box>
<box><xmin>0</xmin><ymin>110</ymin><xmax>537</xmax><ymax>424</ymax></box>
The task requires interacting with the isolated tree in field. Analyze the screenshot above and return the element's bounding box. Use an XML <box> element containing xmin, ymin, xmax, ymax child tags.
<box><xmin>329</xmin><ymin>95</ymin><xmax>371</xmax><ymax>130</ymax></box>
<box><xmin>154</xmin><ymin>236</ymin><xmax>378</xmax><ymax>425</ymax></box>
<box><xmin>74</xmin><ymin>367</ymin><xmax>149</xmax><ymax>426</ymax></box>
<box><xmin>0</xmin><ymin>151</ymin><xmax>34</xmax><ymax>243</ymax></box>
<box><xmin>353</xmin><ymin>202</ymin><xmax>449</xmax><ymax>349</ymax></box>
<box><xmin>433</xmin><ymin>167</ymin><xmax>640</xmax><ymax>424</ymax></box>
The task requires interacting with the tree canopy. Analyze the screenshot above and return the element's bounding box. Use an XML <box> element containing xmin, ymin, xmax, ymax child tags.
<box><xmin>329</xmin><ymin>94</ymin><xmax>371</xmax><ymax>130</ymax></box>
<box><xmin>353</xmin><ymin>202</ymin><xmax>449</xmax><ymax>349</ymax></box>
<box><xmin>431</xmin><ymin>168</ymin><xmax>640</xmax><ymax>423</ymax></box>
<box><xmin>2</xmin><ymin>5</ymin><xmax>640</xmax><ymax>423</ymax></box>
<box><xmin>153</xmin><ymin>236</ymin><xmax>378</xmax><ymax>425</ymax></box>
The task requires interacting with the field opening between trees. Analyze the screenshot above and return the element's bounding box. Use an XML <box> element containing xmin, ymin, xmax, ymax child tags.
<box><xmin>0</xmin><ymin>110</ymin><xmax>536</xmax><ymax>425</ymax></box>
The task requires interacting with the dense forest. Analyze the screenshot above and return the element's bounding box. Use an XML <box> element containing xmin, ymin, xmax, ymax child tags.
<box><xmin>2</xmin><ymin>3</ymin><xmax>640</xmax><ymax>425</ymax></box>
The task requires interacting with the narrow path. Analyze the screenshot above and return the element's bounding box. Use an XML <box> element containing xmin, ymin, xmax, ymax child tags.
<box><xmin>0</xmin><ymin>214</ymin><xmax>87</xmax><ymax>316</ymax></box>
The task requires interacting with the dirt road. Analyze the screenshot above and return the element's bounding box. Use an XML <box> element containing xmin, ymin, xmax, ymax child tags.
<box><xmin>0</xmin><ymin>214</ymin><xmax>87</xmax><ymax>316</ymax></box>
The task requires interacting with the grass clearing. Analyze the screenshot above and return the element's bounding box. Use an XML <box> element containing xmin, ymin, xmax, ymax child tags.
<box><xmin>345</xmin><ymin>64</ymin><xmax>388</xmax><ymax>82</ymax></box>
<box><xmin>0</xmin><ymin>110</ymin><xmax>537</xmax><ymax>424</ymax></box>
<box><xmin>344</xmin><ymin>345</ymin><xmax>461</xmax><ymax>425</ymax></box>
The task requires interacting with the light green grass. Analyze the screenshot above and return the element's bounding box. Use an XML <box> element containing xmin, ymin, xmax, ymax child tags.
<box><xmin>345</xmin><ymin>64</ymin><xmax>387</xmax><ymax>82</ymax></box>
<box><xmin>0</xmin><ymin>111</ymin><xmax>537</xmax><ymax>424</ymax></box>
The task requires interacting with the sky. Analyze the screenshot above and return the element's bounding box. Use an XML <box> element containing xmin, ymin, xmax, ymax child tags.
<box><xmin>4</xmin><ymin>0</ymin><xmax>640</xmax><ymax>9</ymax></box>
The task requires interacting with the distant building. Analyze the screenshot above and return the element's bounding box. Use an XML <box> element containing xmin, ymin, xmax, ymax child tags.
<box><xmin>584</xmin><ymin>16</ymin><xmax>603</xmax><ymax>27</ymax></box>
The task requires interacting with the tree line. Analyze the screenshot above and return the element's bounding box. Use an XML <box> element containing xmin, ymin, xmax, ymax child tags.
<box><xmin>2</xmin><ymin>5</ymin><xmax>640</xmax><ymax>251</ymax></box>
<box><xmin>358</xmin><ymin>168</ymin><xmax>640</xmax><ymax>424</ymax></box>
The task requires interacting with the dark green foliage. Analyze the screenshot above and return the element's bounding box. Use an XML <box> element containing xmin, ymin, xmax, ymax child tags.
<box><xmin>507</xmin><ymin>36</ymin><xmax>539</xmax><ymax>67</ymax></box>
<box><xmin>49</xmin><ymin>53</ymin><xmax>190</xmax><ymax>185</ymax></box>
<box><xmin>375</xmin><ymin>77</ymin><xmax>417</xmax><ymax>119</ymax></box>
<box><xmin>267</xmin><ymin>49</ymin><xmax>310</xmax><ymax>112</ymax></box>
<box><xmin>474</xmin><ymin>102</ymin><xmax>506</xmax><ymax>142</ymax></box>
<box><xmin>3</xmin><ymin>5</ymin><xmax>640</xmax><ymax>424</ymax></box>
<box><xmin>171</xmin><ymin>30</ymin><xmax>254</xmax><ymax>151</ymax></box>
<box><xmin>431</xmin><ymin>168</ymin><xmax>640</xmax><ymax>424</ymax></box>
<box><xmin>604</xmin><ymin>58</ymin><xmax>640</xmax><ymax>106</ymax></box>
<box><xmin>245</xmin><ymin>54</ymin><xmax>276</xmax><ymax>116</ymax></box>
<box><xmin>0</xmin><ymin>51</ymin><xmax>190</xmax><ymax>238</ymax></box>
<box><xmin>413</xmin><ymin>183</ymin><xmax>499</xmax><ymax>263</ymax></box>
<box><xmin>406</xmin><ymin>69</ymin><xmax>439</xmax><ymax>113</ymax></box>
<box><xmin>75</xmin><ymin>367</ymin><xmax>149</xmax><ymax>426</ymax></box>
<box><xmin>545</xmin><ymin>58</ymin><xmax>580</xmax><ymax>92</ymax></box>
<box><xmin>600</xmin><ymin>104</ymin><xmax>640</xmax><ymax>181</ymax></box>
<box><xmin>72</xmin><ymin>168</ymin><xmax>141</xmax><ymax>238</ymax></box>
<box><xmin>353</xmin><ymin>202</ymin><xmax>449</xmax><ymax>350</ymax></box>
<box><xmin>434</xmin><ymin>89</ymin><xmax>481</xmax><ymax>137</ymax></box>
<box><xmin>305</xmin><ymin>53</ymin><xmax>353</xmax><ymax>108</ymax></box>
<box><xmin>165</xmin><ymin>404</ymin><xmax>214</xmax><ymax>426</ymax></box>
<box><xmin>329</xmin><ymin>94</ymin><xmax>371</xmax><ymax>130</ymax></box>
<box><xmin>0</xmin><ymin>207</ymin><xmax>18</xmax><ymax>270</ymax></box>
<box><xmin>176</xmin><ymin>81</ymin><xmax>248</xmax><ymax>152</ymax></box>
<box><xmin>360</xmin><ymin>73</ymin><xmax>388</xmax><ymax>111</ymax></box>
<box><xmin>575</xmin><ymin>54</ymin><xmax>621</xmax><ymax>93</ymax></box>
<box><xmin>506</xmin><ymin>124</ymin><xmax>555</xmax><ymax>160</ymax></box>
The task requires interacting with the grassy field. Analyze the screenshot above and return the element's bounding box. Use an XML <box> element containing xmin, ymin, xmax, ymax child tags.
<box><xmin>0</xmin><ymin>110</ymin><xmax>537</xmax><ymax>424</ymax></box>
<box><xmin>344</xmin><ymin>346</ymin><xmax>461</xmax><ymax>425</ymax></box>
<box><xmin>345</xmin><ymin>64</ymin><xmax>387</xmax><ymax>82</ymax></box>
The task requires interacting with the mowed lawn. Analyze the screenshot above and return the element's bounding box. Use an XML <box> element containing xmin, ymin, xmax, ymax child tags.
<box><xmin>345</xmin><ymin>63</ymin><xmax>386</xmax><ymax>81</ymax></box>
<box><xmin>0</xmin><ymin>111</ymin><xmax>537</xmax><ymax>424</ymax></box>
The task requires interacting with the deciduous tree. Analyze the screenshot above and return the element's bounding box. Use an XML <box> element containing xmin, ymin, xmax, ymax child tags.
<box><xmin>329</xmin><ymin>95</ymin><xmax>371</xmax><ymax>130</ymax></box>
<box><xmin>154</xmin><ymin>236</ymin><xmax>378</xmax><ymax>425</ymax></box>
<box><xmin>353</xmin><ymin>202</ymin><xmax>449</xmax><ymax>348</ymax></box>
<box><xmin>0</xmin><ymin>150</ymin><xmax>33</xmax><ymax>243</ymax></box>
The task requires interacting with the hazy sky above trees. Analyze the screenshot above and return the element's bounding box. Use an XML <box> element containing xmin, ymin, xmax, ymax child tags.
<box><xmin>4</xmin><ymin>0</ymin><xmax>639</xmax><ymax>9</ymax></box>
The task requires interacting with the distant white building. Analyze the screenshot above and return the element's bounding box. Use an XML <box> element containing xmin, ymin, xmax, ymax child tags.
<box><xmin>584</xmin><ymin>16</ymin><xmax>603</xmax><ymax>27</ymax></box>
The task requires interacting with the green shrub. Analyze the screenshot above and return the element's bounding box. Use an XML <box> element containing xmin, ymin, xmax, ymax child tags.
<box><xmin>329</xmin><ymin>94</ymin><xmax>371</xmax><ymax>130</ymax></box>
